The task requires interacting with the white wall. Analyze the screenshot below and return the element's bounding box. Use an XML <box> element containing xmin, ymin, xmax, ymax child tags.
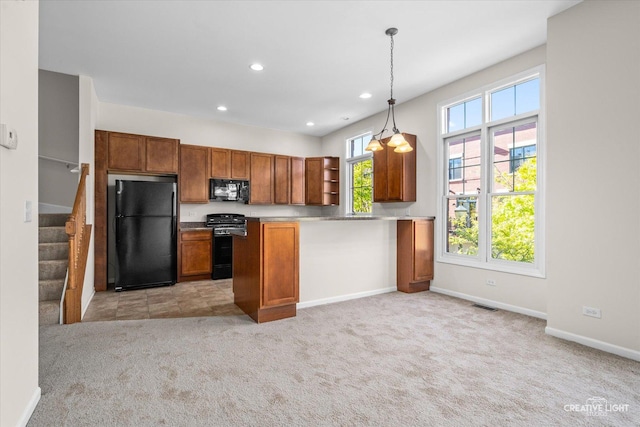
<box><xmin>321</xmin><ymin>46</ymin><xmax>548</xmax><ymax>316</ymax></box>
<box><xmin>545</xmin><ymin>1</ymin><xmax>640</xmax><ymax>356</ymax></box>
<box><xmin>0</xmin><ymin>1</ymin><xmax>41</xmax><ymax>426</ymax></box>
<box><xmin>79</xmin><ymin>75</ymin><xmax>98</xmax><ymax>316</ymax></box>
<box><xmin>97</xmin><ymin>103</ymin><xmax>324</xmax><ymax>221</ymax></box>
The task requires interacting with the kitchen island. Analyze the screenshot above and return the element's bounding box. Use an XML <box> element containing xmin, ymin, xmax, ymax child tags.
<box><xmin>232</xmin><ymin>215</ymin><xmax>434</xmax><ymax>323</ymax></box>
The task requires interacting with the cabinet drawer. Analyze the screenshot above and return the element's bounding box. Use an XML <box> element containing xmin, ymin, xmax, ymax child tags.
<box><xmin>180</xmin><ymin>229</ymin><xmax>212</xmax><ymax>241</ymax></box>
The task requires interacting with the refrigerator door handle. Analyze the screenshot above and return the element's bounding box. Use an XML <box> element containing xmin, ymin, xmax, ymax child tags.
<box><xmin>171</xmin><ymin>191</ymin><xmax>176</xmax><ymax>238</ymax></box>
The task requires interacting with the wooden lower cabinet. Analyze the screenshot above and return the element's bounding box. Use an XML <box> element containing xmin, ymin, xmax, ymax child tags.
<box><xmin>397</xmin><ymin>219</ymin><xmax>434</xmax><ymax>293</ymax></box>
<box><xmin>178</xmin><ymin>229</ymin><xmax>212</xmax><ymax>282</ymax></box>
<box><xmin>232</xmin><ymin>221</ymin><xmax>299</xmax><ymax>323</ymax></box>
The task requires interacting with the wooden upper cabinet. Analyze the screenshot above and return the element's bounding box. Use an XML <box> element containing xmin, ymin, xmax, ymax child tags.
<box><xmin>274</xmin><ymin>155</ymin><xmax>291</xmax><ymax>205</ymax></box>
<box><xmin>210</xmin><ymin>147</ymin><xmax>231</xmax><ymax>178</ymax></box>
<box><xmin>107</xmin><ymin>133</ymin><xmax>145</xmax><ymax>171</ymax></box>
<box><xmin>106</xmin><ymin>132</ymin><xmax>178</xmax><ymax>174</ymax></box>
<box><xmin>146</xmin><ymin>136</ymin><xmax>179</xmax><ymax>174</ymax></box>
<box><xmin>305</xmin><ymin>157</ymin><xmax>339</xmax><ymax>206</ymax></box>
<box><xmin>373</xmin><ymin>133</ymin><xmax>416</xmax><ymax>202</ymax></box>
<box><xmin>230</xmin><ymin>150</ymin><xmax>250</xmax><ymax>180</ymax></box>
<box><xmin>250</xmin><ymin>152</ymin><xmax>274</xmax><ymax>204</ymax></box>
<box><xmin>290</xmin><ymin>157</ymin><xmax>305</xmax><ymax>205</ymax></box>
<box><xmin>210</xmin><ymin>148</ymin><xmax>250</xmax><ymax>179</ymax></box>
<box><xmin>179</xmin><ymin>144</ymin><xmax>210</xmax><ymax>203</ymax></box>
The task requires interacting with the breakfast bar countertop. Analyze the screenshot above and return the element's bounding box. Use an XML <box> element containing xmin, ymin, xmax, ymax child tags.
<box><xmin>246</xmin><ymin>215</ymin><xmax>435</xmax><ymax>222</ymax></box>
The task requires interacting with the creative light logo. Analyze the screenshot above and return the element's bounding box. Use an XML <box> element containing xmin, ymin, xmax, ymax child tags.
<box><xmin>564</xmin><ymin>397</ymin><xmax>629</xmax><ymax>417</ymax></box>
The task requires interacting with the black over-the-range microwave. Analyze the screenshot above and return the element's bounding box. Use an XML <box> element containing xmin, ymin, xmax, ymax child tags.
<box><xmin>209</xmin><ymin>179</ymin><xmax>250</xmax><ymax>203</ymax></box>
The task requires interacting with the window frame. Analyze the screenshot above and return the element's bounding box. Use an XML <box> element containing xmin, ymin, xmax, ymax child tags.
<box><xmin>345</xmin><ymin>132</ymin><xmax>374</xmax><ymax>215</ymax></box>
<box><xmin>436</xmin><ymin>66</ymin><xmax>545</xmax><ymax>278</ymax></box>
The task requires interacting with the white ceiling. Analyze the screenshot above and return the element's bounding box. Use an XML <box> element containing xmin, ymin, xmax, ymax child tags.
<box><xmin>39</xmin><ymin>0</ymin><xmax>580</xmax><ymax>137</ymax></box>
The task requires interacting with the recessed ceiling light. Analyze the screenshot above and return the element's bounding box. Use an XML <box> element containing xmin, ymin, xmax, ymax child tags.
<box><xmin>306</xmin><ymin>122</ymin><xmax>315</xmax><ymax>127</ymax></box>
<box><xmin>359</xmin><ymin>92</ymin><xmax>372</xmax><ymax>99</ymax></box>
<box><xmin>250</xmin><ymin>63</ymin><xmax>264</xmax><ymax>71</ymax></box>
<box><xmin>217</xmin><ymin>106</ymin><xmax>227</xmax><ymax>111</ymax></box>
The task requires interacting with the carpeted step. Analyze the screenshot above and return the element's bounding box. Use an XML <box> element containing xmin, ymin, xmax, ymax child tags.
<box><xmin>39</xmin><ymin>213</ymin><xmax>69</xmax><ymax>227</ymax></box>
<box><xmin>39</xmin><ymin>300</ymin><xmax>60</xmax><ymax>326</ymax></box>
<box><xmin>39</xmin><ymin>226</ymin><xmax>68</xmax><ymax>244</ymax></box>
<box><xmin>39</xmin><ymin>242</ymin><xmax>69</xmax><ymax>261</ymax></box>
<box><xmin>39</xmin><ymin>279</ymin><xmax>65</xmax><ymax>302</ymax></box>
<box><xmin>39</xmin><ymin>260</ymin><xmax>68</xmax><ymax>281</ymax></box>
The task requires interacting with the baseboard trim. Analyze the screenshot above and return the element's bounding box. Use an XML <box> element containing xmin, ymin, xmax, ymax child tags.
<box><xmin>298</xmin><ymin>286</ymin><xmax>397</xmax><ymax>309</ymax></box>
<box><xmin>17</xmin><ymin>386</ymin><xmax>41</xmax><ymax>427</ymax></box>
<box><xmin>429</xmin><ymin>286</ymin><xmax>547</xmax><ymax>320</ymax></box>
<box><xmin>545</xmin><ymin>327</ymin><xmax>640</xmax><ymax>362</ymax></box>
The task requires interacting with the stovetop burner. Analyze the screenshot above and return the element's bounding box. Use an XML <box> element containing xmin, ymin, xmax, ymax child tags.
<box><xmin>205</xmin><ymin>213</ymin><xmax>246</xmax><ymax>228</ymax></box>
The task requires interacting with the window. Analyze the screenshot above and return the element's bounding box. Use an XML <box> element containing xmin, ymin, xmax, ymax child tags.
<box><xmin>346</xmin><ymin>133</ymin><xmax>373</xmax><ymax>214</ymax></box>
<box><xmin>438</xmin><ymin>67</ymin><xmax>544</xmax><ymax>276</ymax></box>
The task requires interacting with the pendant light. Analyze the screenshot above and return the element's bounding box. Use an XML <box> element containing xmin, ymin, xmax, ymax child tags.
<box><xmin>365</xmin><ymin>27</ymin><xmax>412</xmax><ymax>153</ymax></box>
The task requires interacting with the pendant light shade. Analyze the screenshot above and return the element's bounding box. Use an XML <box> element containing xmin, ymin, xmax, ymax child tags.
<box><xmin>387</xmin><ymin>132</ymin><xmax>408</xmax><ymax>148</ymax></box>
<box><xmin>364</xmin><ymin>138</ymin><xmax>384</xmax><ymax>152</ymax></box>
<box><xmin>393</xmin><ymin>140</ymin><xmax>413</xmax><ymax>153</ymax></box>
<box><xmin>364</xmin><ymin>27</ymin><xmax>412</xmax><ymax>154</ymax></box>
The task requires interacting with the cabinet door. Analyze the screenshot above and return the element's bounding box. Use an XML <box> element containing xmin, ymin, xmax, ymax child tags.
<box><xmin>179</xmin><ymin>144</ymin><xmax>210</xmax><ymax>203</ymax></box>
<box><xmin>373</xmin><ymin>133</ymin><xmax>416</xmax><ymax>202</ymax></box>
<box><xmin>210</xmin><ymin>147</ymin><xmax>231</xmax><ymax>178</ymax></box>
<box><xmin>146</xmin><ymin>137</ymin><xmax>179</xmax><ymax>174</ymax></box>
<box><xmin>413</xmin><ymin>220</ymin><xmax>434</xmax><ymax>282</ymax></box>
<box><xmin>274</xmin><ymin>155</ymin><xmax>291</xmax><ymax>204</ymax></box>
<box><xmin>290</xmin><ymin>157</ymin><xmax>305</xmax><ymax>205</ymax></box>
<box><xmin>230</xmin><ymin>150</ymin><xmax>250</xmax><ymax>180</ymax></box>
<box><xmin>262</xmin><ymin>222</ymin><xmax>299</xmax><ymax>307</ymax></box>
<box><xmin>180</xmin><ymin>231</ymin><xmax>212</xmax><ymax>277</ymax></box>
<box><xmin>373</xmin><ymin>149</ymin><xmax>388</xmax><ymax>201</ymax></box>
<box><xmin>250</xmin><ymin>153</ymin><xmax>274</xmax><ymax>204</ymax></box>
<box><xmin>386</xmin><ymin>147</ymin><xmax>404</xmax><ymax>201</ymax></box>
<box><xmin>305</xmin><ymin>157</ymin><xmax>323</xmax><ymax>205</ymax></box>
<box><xmin>107</xmin><ymin>133</ymin><xmax>145</xmax><ymax>171</ymax></box>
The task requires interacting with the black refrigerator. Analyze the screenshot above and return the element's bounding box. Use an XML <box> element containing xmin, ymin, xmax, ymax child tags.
<box><xmin>115</xmin><ymin>180</ymin><xmax>177</xmax><ymax>291</ymax></box>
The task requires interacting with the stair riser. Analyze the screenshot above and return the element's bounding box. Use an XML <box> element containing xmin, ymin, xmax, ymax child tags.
<box><xmin>39</xmin><ymin>301</ymin><xmax>60</xmax><ymax>326</ymax></box>
<box><xmin>39</xmin><ymin>280</ymin><xmax>65</xmax><ymax>302</ymax></box>
<box><xmin>39</xmin><ymin>243</ymin><xmax>69</xmax><ymax>261</ymax></box>
<box><xmin>39</xmin><ymin>213</ymin><xmax>69</xmax><ymax>227</ymax></box>
<box><xmin>39</xmin><ymin>227</ymin><xmax>68</xmax><ymax>244</ymax></box>
<box><xmin>39</xmin><ymin>261</ymin><xmax>68</xmax><ymax>281</ymax></box>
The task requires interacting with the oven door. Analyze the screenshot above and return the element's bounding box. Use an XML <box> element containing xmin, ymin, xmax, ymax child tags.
<box><xmin>212</xmin><ymin>234</ymin><xmax>233</xmax><ymax>280</ymax></box>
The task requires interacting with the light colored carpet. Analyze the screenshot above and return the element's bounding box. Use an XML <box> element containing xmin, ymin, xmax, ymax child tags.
<box><xmin>30</xmin><ymin>291</ymin><xmax>639</xmax><ymax>426</ymax></box>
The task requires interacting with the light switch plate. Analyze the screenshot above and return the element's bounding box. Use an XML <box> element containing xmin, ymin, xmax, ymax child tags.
<box><xmin>0</xmin><ymin>124</ymin><xmax>18</xmax><ymax>150</ymax></box>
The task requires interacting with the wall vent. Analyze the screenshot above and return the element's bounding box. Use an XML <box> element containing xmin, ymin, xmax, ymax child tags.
<box><xmin>472</xmin><ymin>303</ymin><xmax>498</xmax><ymax>312</ymax></box>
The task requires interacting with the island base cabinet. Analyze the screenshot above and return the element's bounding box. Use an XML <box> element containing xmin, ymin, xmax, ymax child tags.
<box><xmin>233</xmin><ymin>221</ymin><xmax>299</xmax><ymax>323</ymax></box>
<box><xmin>397</xmin><ymin>219</ymin><xmax>434</xmax><ymax>293</ymax></box>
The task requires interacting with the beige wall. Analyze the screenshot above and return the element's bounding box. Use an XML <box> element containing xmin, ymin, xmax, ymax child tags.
<box><xmin>0</xmin><ymin>1</ymin><xmax>41</xmax><ymax>426</ymax></box>
<box><xmin>546</xmin><ymin>0</ymin><xmax>640</xmax><ymax>354</ymax></box>
<box><xmin>321</xmin><ymin>46</ymin><xmax>548</xmax><ymax>317</ymax></box>
<box><xmin>79</xmin><ymin>75</ymin><xmax>98</xmax><ymax>315</ymax></box>
<box><xmin>38</xmin><ymin>70</ymin><xmax>79</xmax><ymax>210</ymax></box>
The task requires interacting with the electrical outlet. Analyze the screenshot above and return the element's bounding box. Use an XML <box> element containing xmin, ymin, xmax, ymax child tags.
<box><xmin>583</xmin><ymin>306</ymin><xmax>601</xmax><ymax>318</ymax></box>
<box><xmin>486</xmin><ymin>279</ymin><xmax>496</xmax><ymax>286</ymax></box>
<box><xmin>405</xmin><ymin>208</ymin><xmax>411</xmax><ymax>216</ymax></box>
<box><xmin>250</xmin><ymin>211</ymin><xmax>258</xmax><ymax>216</ymax></box>
<box><xmin>188</xmin><ymin>211</ymin><xmax>196</xmax><ymax>217</ymax></box>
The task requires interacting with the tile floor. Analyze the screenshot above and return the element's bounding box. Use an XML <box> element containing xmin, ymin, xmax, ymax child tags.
<box><xmin>82</xmin><ymin>279</ymin><xmax>244</xmax><ymax>322</ymax></box>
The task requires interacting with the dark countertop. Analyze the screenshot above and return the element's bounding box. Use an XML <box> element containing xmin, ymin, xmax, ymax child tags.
<box><xmin>179</xmin><ymin>222</ymin><xmax>211</xmax><ymax>231</ymax></box>
<box><xmin>246</xmin><ymin>215</ymin><xmax>435</xmax><ymax>222</ymax></box>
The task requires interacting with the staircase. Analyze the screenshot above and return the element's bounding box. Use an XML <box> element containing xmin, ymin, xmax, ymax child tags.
<box><xmin>39</xmin><ymin>213</ymin><xmax>69</xmax><ymax>326</ymax></box>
